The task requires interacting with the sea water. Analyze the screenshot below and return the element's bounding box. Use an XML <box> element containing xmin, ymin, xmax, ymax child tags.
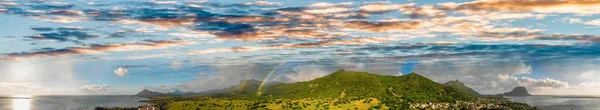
<box><xmin>0</xmin><ymin>95</ymin><xmax>149</xmax><ymax>110</ymax></box>
<box><xmin>505</xmin><ymin>96</ymin><xmax>600</xmax><ymax>110</ymax></box>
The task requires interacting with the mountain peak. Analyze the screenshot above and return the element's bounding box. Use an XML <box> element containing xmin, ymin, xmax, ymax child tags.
<box><xmin>500</xmin><ymin>86</ymin><xmax>531</xmax><ymax>96</ymax></box>
<box><xmin>445</xmin><ymin>80</ymin><xmax>463</xmax><ymax>85</ymax></box>
<box><xmin>405</xmin><ymin>72</ymin><xmax>427</xmax><ymax>79</ymax></box>
<box><xmin>444</xmin><ymin>80</ymin><xmax>480</xmax><ymax>96</ymax></box>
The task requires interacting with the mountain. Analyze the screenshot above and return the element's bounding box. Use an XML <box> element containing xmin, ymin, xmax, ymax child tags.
<box><xmin>168</xmin><ymin>90</ymin><xmax>186</xmax><ymax>95</ymax></box>
<box><xmin>136</xmin><ymin>89</ymin><xmax>166</xmax><ymax>97</ymax></box>
<box><xmin>500</xmin><ymin>86</ymin><xmax>531</xmax><ymax>96</ymax></box>
<box><xmin>260</xmin><ymin>69</ymin><xmax>477</xmax><ymax>102</ymax></box>
<box><xmin>445</xmin><ymin>80</ymin><xmax>481</xmax><ymax>96</ymax></box>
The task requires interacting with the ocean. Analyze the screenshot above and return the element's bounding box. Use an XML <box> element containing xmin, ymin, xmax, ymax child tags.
<box><xmin>505</xmin><ymin>96</ymin><xmax>600</xmax><ymax>110</ymax></box>
<box><xmin>0</xmin><ymin>95</ymin><xmax>149</xmax><ymax>110</ymax></box>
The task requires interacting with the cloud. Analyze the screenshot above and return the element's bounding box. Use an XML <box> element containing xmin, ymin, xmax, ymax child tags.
<box><xmin>239</xmin><ymin>1</ymin><xmax>282</xmax><ymax>6</ymax></box>
<box><xmin>48</xmin><ymin>10</ymin><xmax>84</xmax><ymax>16</ymax></box>
<box><xmin>24</xmin><ymin>29</ymin><xmax>99</xmax><ymax>43</ymax></box>
<box><xmin>563</xmin><ymin>17</ymin><xmax>583</xmax><ymax>24</ymax></box>
<box><xmin>77</xmin><ymin>84</ymin><xmax>112</xmax><ymax>92</ymax></box>
<box><xmin>358</xmin><ymin>3</ymin><xmax>414</xmax><ymax>13</ymax></box>
<box><xmin>188</xmin><ymin>37</ymin><xmax>396</xmax><ymax>55</ymax></box>
<box><xmin>29</xmin><ymin>15</ymin><xmax>90</xmax><ymax>23</ymax></box>
<box><xmin>114</xmin><ymin>67</ymin><xmax>128</xmax><ymax>76</ymax></box>
<box><xmin>427</xmin><ymin>41</ymin><xmax>460</xmax><ymax>45</ymax></box>
<box><xmin>119</xmin><ymin>18</ymin><xmax>196</xmax><ymax>28</ymax></box>
<box><xmin>124</xmin><ymin>53</ymin><xmax>177</xmax><ymax>60</ymax></box>
<box><xmin>0</xmin><ymin>1</ymin><xmax>18</xmax><ymax>6</ymax></box>
<box><xmin>273</xmin><ymin>65</ymin><xmax>330</xmax><ymax>82</ymax></box>
<box><xmin>444</xmin><ymin>0</ymin><xmax>600</xmax><ymax>15</ymax></box>
<box><xmin>344</xmin><ymin>20</ymin><xmax>423</xmax><ymax>32</ymax></box>
<box><xmin>583</xmin><ymin>19</ymin><xmax>600</xmax><ymax>26</ymax></box>
<box><xmin>4</xmin><ymin>40</ymin><xmax>194</xmax><ymax>60</ymax></box>
<box><xmin>149</xmin><ymin>1</ymin><xmax>177</xmax><ymax>5</ymax></box>
<box><xmin>30</xmin><ymin>27</ymin><xmax>54</xmax><ymax>32</ymax></box>
<box><xmin>413</xmin><ymin>59</ymin><xmax>536</xmax><ymax>94</ymax></box>
<box><xmin>514</xmin><ymin>77</ymin><xmax>569</xmax><ymax>88</ymax></box>
<box><xmin>403</xmin><ymin>5</ymin><xmax>446</xmax><ymax>18</ymax></box>
<box><xmin>307</xmin><ymin>2</ymin><xmax>354</xmax><ymax>8</ymax></box>
<box><xmin>304</xmin><ymin>7</ymin><xmax>351</xmax><ymax>14</ymax></box>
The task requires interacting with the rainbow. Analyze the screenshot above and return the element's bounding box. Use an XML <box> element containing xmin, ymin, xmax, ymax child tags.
<box><xmin>237</xmin><ymin>73</ymin><xmax>249</xmax><ymax>92</ymax></box>
<box><xmin>256</xmin><ymin>61</ymin><xmax>285</xmax><ymax>95</ymax></box>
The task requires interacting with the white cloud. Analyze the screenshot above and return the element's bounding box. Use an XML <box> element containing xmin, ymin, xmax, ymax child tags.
<box><xmin>414</xmin><ymin>59</ymin><xmax>536</xmax><ymax>94</ymax></box>
<box><xmin>358</xmin><ymin>3</ymin><xmax>414</xmax><ymax>13</ymax></box>
<box><xmin>308</xmin><ymin>2</ymin><xmax>354</xmax><ymax>8</ymax></box>
<box><xmin>304</xmin><ymin>7</ymin><xmax>351</xmax><ymax>14</ymax></box>
<box><xmin>114</xmin><ymin>67</ymin><xmax>129</xmax><ymax>76</ymax></box>
<box><xmin>564</xmin><ymin>18</ymin><xmax>583</xmax><ymax>24</ymax></box>
<box><xmin>77</xmin><ymin>84</ymin><xmax>112</xmax><ymax>92</ymax></box>
<box><xmin>124</xmin><ymin>53</ymin><xmax>177</xmax><ymax>59</ymax></box>
<box><xmin>583</xmin><ymin>19</ymin><xmax>600</xmax><ymax>26</ymax></box>
<box><xmin>514</xmin><ymin>76</ymin><xmax>570</xmax><ymax>89</ymax></box>
<box><xmin>240</xmin><ymin>1</ymin><xmax>281</xmax><ymax>6</ymax></box>
<box><xmin>29</xmin><ymin>15</ymin><xmax>90</xmax><ymax>23</ymax></box>
<box><xmin>274</xmin><ymin>65</ymin><xmax>330</xmax><ymax>82</ymax></box>
<box><xmin>0</xmin><ymin>1</ymin><xmax>18</xmax><ymax>6</ymax></box>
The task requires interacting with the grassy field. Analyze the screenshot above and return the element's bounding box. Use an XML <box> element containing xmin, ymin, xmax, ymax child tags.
<box><xmin>165</xmin><ymin>97</ymin><xmax>390</xmax><ymax>110</ymax></box>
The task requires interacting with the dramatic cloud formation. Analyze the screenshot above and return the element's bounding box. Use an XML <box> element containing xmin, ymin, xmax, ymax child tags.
<box><xmin>1</xmin><ymin>0</ymin><xmax>600</xmax><ymax>96</ymax></box>
<box><xmin>444</xmin><ymin>0</ymin><xmax>600</xmax><ymax>15</ymax></box>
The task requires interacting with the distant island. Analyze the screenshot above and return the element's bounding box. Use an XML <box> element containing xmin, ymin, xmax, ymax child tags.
<box><xmin>499</xmin><ymin>86</ymin><xmax>532</xmax><ymax>96</ymax></box>
<box><xmin>112</xmin><ymin>69</ymin><xmax>537</xmax><ymax>110</ymax></box>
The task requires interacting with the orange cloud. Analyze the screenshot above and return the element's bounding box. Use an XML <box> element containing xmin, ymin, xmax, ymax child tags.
<box><xmin>188</xmin><ymin>37</ymin><xmax>396</xmax><ymax>55</ymax></box>
<box><xmin>344</xmin><ymin>20</ymin><xmax>424</xmax><ymax>32</ymax></box>
<box><xmin>445</xmin><ymin>0</ymin><xmax>600</xmax><ymax>15</ymax></box>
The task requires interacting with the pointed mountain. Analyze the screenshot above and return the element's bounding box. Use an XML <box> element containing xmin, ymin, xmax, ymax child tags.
<box><xmin>445</xmin><ymin>80</ymin><xmax>481</xmax><ymax>96</ymax></box>
<box><xmin>261</xmin><ymin>71</ymin><xmax>476</xmax><ymax>103</ymax></box>
<box><xmin>500</xmin><ymin>86</ymin><xmax>531</xmax><ymax>96</ymax></box>
<box><xmin>136</xmin><ymin>89</ymin><xmax>165</xmax><ymax>97</ymax></box>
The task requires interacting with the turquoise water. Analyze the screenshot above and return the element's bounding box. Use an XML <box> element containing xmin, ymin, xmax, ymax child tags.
<box><xmin>505</xmin><ymin>96</ymin><xmax>600</xmax><ymax>110</ymax></box>
<box><xmin>0</xmin><ymin>95</ymin><xmax>149</xmax><ymax>110</ymax></box>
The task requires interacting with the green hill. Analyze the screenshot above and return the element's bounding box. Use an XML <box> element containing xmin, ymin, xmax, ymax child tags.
<box><xmin>143</xmin><ymin>70</ymin><xmax>540</xmax><ymax>110</ymax></box>
<box><xmin>445</xmin><ymin>80</ymin><xmax>481</xmax><ymax>96</ymax></box>
<box><xmin>261</xmin><ymin>69</ymin><xmax>476</xmax><ymax>103</ymax></box>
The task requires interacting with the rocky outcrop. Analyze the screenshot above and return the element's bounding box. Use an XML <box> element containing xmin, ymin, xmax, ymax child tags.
<box><xmin>500</xmin><ymin>86</ymin><xmax>531</xmax><ymax>96</ymax></box>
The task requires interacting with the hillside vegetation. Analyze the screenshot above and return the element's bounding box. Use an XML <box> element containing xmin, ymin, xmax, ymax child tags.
<box><xmin>139</xmin><ymin>69</ymin><xmax>536</xmax><ymax>109</ymax></box>
<box><xmin>445</xmin><ymin>80</ymin><xmax>481</xmax><ymax>96</ymax></box>
<box><xmin>263</xmin><ymin>69</ymin><xmax>476</xmax><ymax>102</ymax></box>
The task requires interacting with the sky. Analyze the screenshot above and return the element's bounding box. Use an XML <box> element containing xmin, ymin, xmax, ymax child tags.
<box><xmin>1</xmin><ymin>0</ymin><xmax>600</xmax><ymax>96</ymax></box>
